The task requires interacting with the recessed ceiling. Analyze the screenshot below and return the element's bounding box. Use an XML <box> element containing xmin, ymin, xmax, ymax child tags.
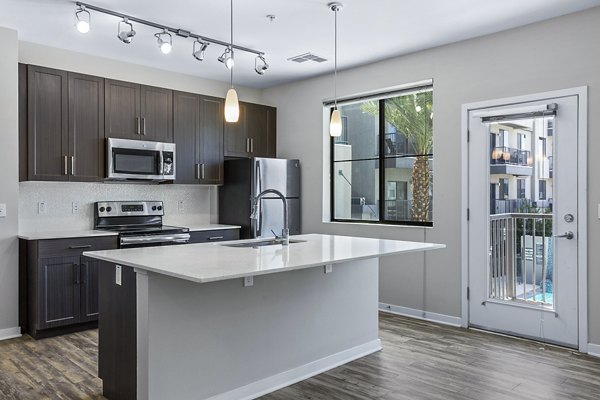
<box><xmin>2</xmin><ymin>0</ymin><xmax>599</xmax><ymax>88</ymax></box>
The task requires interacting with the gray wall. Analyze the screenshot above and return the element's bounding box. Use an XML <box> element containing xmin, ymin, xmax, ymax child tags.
<box><xmin>261</xmin><ymin>8</ymin><xmax>600</xmax><ymax>344</ymax></box>
<box><xmin>0</xmin><ymin>27</ymin><xmax>19</xmax><ymax>336</ymax></box>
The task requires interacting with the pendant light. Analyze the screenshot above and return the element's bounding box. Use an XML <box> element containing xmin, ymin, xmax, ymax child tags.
<box><xmin>224</xmin><ymin>0</ymin><xmax>240</xmax><ymax>123</ymax></box>
<box><xmin>329</xmin><ymin>3</ymin><xmax>343</xmax><ymax>137</ymax></box>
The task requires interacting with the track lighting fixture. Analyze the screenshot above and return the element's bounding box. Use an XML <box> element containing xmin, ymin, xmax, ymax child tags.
<box><xmin>73</xmin><ymin>2</ymin><xmax>267</xmax><ymax>87</ymax></box>
<box><xmin>75</xmin><ymin>5</ymin><xmax>91</xmax><ymax>34</ymax></box>
<box><xmin>193</xmin><ymin>39</ymin><xmax>209</xmax><ymax>61</ymax></box>
<box><xmin>117</xmin><ymin>18</ymin><xmax>136</xmax><ymax>44</ymax></box>
<box><xmin>155</xmin><ymin>29</ymin><xmax>172</xmax><ymax>54</ymax></box>
<box><xmin>254</xmin><ymin>55</ymin><xmax>269</xmax><ymax>75</ymax></box>
<box><xmin>218</xmin><ymin>47</ymin><xmax>234</xmax><ymax>69</ymax></box>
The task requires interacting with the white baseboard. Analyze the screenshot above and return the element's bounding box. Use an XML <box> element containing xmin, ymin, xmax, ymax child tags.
<box><xmin>206</xmin><ymin>339</ymin><xmax>382</xmax><ymax>400</ymax></box>
<box><xmin>0</xmin><ymin>327</ymin><xmax>21</xmax><ymax>341</ymax></box>
<box><xmin>379</xmin><ymin>303</ymin><xmax>462</xmax><ymax>327</ymax></box>
<box><xmin>588</xmin><ymin>343</ymin><xmax>600</xmax><ymax>358</ymax></box>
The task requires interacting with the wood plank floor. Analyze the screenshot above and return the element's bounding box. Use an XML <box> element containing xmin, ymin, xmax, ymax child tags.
<box><xmin>0</xmin><ymin>313</ymin><xmax>598</xmax><ymax>399</ymax></box>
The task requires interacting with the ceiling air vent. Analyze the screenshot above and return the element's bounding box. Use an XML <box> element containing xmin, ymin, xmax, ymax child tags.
<box><xmin>288</xmin><ymin>52</ymin><xmax>328</xmax><ymax>63</ymax></box>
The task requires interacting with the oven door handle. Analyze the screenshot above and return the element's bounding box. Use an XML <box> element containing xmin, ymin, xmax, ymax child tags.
<box><xmin>158</xmin><ymin>151</ymin><xmax>164</xmax><ymax>176</ymax></box>
<box><xmin>120</xmin><ymin>233</ymin><xmax>190</xmax><ymax>246</ymax></box>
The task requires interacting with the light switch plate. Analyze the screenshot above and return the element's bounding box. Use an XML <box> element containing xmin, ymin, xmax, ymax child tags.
<box><xmin>0</xmin><ymin>204</ymin><xmax>6</xmax><ymax>218</ymax></box>
<box><xmin>243</xmin><ymin>276</ymin><xmax>254</xmax><ymax>287</ymax></box>
<box><xmin>38</xmin><ymin>201</ymin><xmax>47</xmax><ymax>214</ymax></box>
<box><xmin>72</xmin><ymin>202</ymin><xmax>79</xmax><ymax>214</ymax></box>
<box><xmin>115</xmin><ymin>265</ymin><xmax>122</xmax><ymax>286</ymax></box>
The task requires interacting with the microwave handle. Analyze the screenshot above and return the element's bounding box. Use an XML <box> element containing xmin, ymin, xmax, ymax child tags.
<box><xmin>158</xmin><ymin>151</ymin><xmax>164</xmax><ymax>175</ymax></box>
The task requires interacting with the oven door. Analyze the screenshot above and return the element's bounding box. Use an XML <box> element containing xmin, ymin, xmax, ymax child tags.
<box><xmin>119</xmin><ymin>233</ymin><xmax>191</xmax><ymax>248</ymax></box>
<box><xmin>107</xmin><ymin>138</ymin><xmax>174</xmax><ymax>181</ymax></box>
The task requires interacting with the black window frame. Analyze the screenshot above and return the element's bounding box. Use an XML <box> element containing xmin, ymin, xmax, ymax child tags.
<box><xmin>329</xmin><ymin>88</ymin><xmax>434</xmax><ymax>227</ymax></box>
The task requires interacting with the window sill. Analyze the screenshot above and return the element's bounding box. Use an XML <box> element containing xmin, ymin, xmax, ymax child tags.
<box><xmin>322</xmin><ymin>221</ymin><xmax>433</xmax><ymax>230</ymax></box>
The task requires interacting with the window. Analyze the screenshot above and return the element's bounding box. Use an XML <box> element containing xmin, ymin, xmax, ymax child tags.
<box><xmin>499</xmin><ymin>178</ymin><xmax>509</xmax><ymax>199</ymax></box>
<box><xmin>329</xmin><ymin>85</ymin><xmax>433</xmax><ymax>226</ymax></box>
<box><xmin>539</xmin><ymin>180</ymin><xmax>547</xmax><ymax>200</ymax></box>
<box><xmin>517</xmin><ymin>179</ymin><xmax>526</xmax><ymax>199</ymax></box>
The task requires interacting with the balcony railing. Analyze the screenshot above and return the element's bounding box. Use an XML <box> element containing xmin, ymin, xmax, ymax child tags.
<box><xmin>490</xmin><ymin>146</ymin><xmax>531</xmax><ymax>166</ymax></box>
<box><xmin>492</xmin><ymin>198</ymin><xmax>531</xmax><ymax>214</ymax></box>
<box><xmin>489</xmin><ymin>213</ymin><xmax>553</xmax><ymax>307</ymax></box>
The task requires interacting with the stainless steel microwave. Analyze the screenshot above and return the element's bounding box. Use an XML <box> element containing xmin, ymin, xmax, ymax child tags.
<box><xmin>107</xmin><ymin>138</ymin><xmax>176</xmax><ymax>181</ymax></box>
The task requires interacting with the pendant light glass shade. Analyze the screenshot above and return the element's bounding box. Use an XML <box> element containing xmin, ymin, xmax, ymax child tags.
<box><xmin>329</xmin><ymin>108</ymin><xmax>342</xmax><ymax>137</ymax></box>
<box><xmin>225</xmin><ymin>88</ymin><xmax>240</xmax><ymax>122</ymax></box>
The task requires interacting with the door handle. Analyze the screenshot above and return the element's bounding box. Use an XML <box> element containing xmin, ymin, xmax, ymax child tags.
<box><xmin>246</xmin><ymin>138</ymin><xmax>250</xmax><ymax>153</ymax></box>
<box><xmin>195</xmin><ymin>164</ymin><xmax>200</xmax><ymax>180</ymax></box>
<box><xmin>63</xmin><ymin>156</ymin><xmax>68</xmax><ymax>175</ymax></box>
<box><xmin>136</xmin><ymin>117</ymin><xmax>141</xmax><ymax>134</ymax></box>
<box><xmin>71</xmin><ymin>156</ymin><xmax>75</xmax><ymax>176</ymax></box>
<box><xmin>250</xmin><ymin>138</ymin><xmax>254</xmax><ymax>153</ymax></box>
<box><xmin>142</xmin><ymin>117</ymin><xmax>146</xmax><ymax>135</ymax></box>
<box><xmin>553</xmin><ymin>231</ymin><xmax>574</xmax><ymax>240</ymax></box>
<box><xmin>201</xmin><ymin>163</ymin><xmax>205</xmax><ymax>180</ymax></box>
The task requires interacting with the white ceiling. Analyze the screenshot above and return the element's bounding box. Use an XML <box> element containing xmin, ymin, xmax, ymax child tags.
<box><xmin>2</xmin><ymin>0</ymin><xmax>600</xmax><ymax>88</ymax></box>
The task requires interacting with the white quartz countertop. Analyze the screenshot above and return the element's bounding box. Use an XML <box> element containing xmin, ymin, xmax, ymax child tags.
<box><xmin>18</xmin><ymin>230</ymin><xmax>119</xmax><ymax>240</ymax></box>
<box><xmin>84</xmin><ymin>234</ymin><xmax>445</xmax><ymax>284</ymax></box>
<box><xmin>18</xmin><ymin>224</ymin><xmax>240</xmax><ymax>240</ymax></box>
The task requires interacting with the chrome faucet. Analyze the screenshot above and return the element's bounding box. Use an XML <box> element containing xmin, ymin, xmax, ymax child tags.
<box><xmin>251</xmin><ymin>189</ymin><xmax>289</xmax><ymax>245</ymax></box>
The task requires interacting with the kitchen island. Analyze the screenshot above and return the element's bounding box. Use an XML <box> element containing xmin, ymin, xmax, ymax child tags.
<box><xmin>84</xmin><ymin>234</ymin><xmax>444</xmax><ymax>400</ymax></box>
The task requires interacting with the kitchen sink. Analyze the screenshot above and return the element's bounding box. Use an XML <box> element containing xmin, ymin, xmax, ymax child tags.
<box><xmin>221</xmin><ymin>239</ymin><xmax>306</xmax><ymax>248</ymax></box>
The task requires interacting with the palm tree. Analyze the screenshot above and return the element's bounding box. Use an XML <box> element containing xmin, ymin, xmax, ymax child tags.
<box><xmin>362</xmin><ymin>91</ymin><xmax>433</xmax><ymax>222</ymax></box>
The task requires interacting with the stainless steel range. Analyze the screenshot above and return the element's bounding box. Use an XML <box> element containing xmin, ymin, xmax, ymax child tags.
<box><xmin>94</xmin><ymin>201</ymin><xmax>190</xmax><ymax>248</ymax></box>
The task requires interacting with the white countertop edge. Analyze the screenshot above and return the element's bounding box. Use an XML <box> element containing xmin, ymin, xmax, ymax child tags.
<box><xmin>186</xmin><ymin>224</ymin><xmax>241</xmax><ymax>232</ymax></box>
<box><xmin>85</xmin><ymin>239</ymin><xmax>445</xmax><ymax>284</ymax></box>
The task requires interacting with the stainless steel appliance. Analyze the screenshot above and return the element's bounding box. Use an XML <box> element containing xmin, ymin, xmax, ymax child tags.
<box><xmin>94</xmin><ymin>201</ymin><xmax>189</xmax><ymax>248</ymax></box>
<box><xmin>219</xmin><ymin>158</ymin><xmax>300</xmax><ymax>239</ymax></box>
<box><xmin>107</xmin><ymin>138</ymin><xmax>176</xmax><ymax>181</ymax></box>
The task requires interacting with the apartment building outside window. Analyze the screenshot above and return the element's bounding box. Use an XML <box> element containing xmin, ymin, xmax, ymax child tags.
<box><xmin>329</xmin><ymin>83</ymin><xmax>433</xmax><ymax>226</ymax></box>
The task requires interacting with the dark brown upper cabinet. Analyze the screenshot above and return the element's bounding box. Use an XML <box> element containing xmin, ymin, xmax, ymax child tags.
<box><xmin>224</xmin><ymin>102</ymin><xmax>276</xmax><ymax>158</ymax></box>
<box><xmin>105</xmin><ymin>79</ymin><xmax>173</xmax><ymax>142</ymax></box>
<box><xmin>25</xmin><ymin>65</ymin><xmax>104</xmax><ymax>182</ymax></box>
<box><xmin>174</xmin><ymin>91</ymin><xmax>224</xmax><ymax>185</ymax></box>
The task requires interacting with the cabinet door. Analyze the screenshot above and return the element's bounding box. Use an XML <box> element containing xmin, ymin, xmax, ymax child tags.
<box><xmin>68</xmin><ymin>72</ymin><xmax>105</xmax><ymax>181</ymax></box>
<box><xmin>80</xmin><ymin>257</ymin><xmax>99</xmax><ymax>322</ymax></box>
<box><xmin>174</xmin><ymin>91</ymin><xmax>200</xmax><ymax>184</ymax></box>
<box><xmin>224</xmin><ymin>103</ymin><xmax>248</xmax><ymax>157</ymax></box>
<box><xmin>140</xmin><ymin>85</ymin><xmax>173</xmax><ymax>142</ymax></box>
<box><xmin>37</xmin><ymin>256</ymin><xmax>81</xmax><ymax>330</ymax></box>
<box><xmin>199</xmin><ymin>96</ymin><xmax>224</xmax><ymax>184</ymax></box>
<box><xmin>27</xmin><ymin>65</ymin><xmax>69</xmax><ymax>181</ymax></box>
<box><xmin>105</xmin><ymin>79</ymin><xmax>141</xmax><ymax>140</ymax></box>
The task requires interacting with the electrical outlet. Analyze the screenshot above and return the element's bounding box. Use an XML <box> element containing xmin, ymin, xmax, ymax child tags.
<box><xmin>72</xmin><ymin>202</ymin><xmax>79</xmax><ymax>214</ymax></box>
<box><xmin>115</xmin><ymin>265</ymin><xmax>122</xmax><ymax>286</ymax></box>
<box><xmin>243</xmin><ymin>276</ymin><xmax>254</xmax><ymax>287</ymax></box>
<box><xmin>38</xmin><ymin>201</ymin><xmax>47</xmax><ymax>214</ymax></box>
<box><xmin>178</xmin><ymin>200</ymin><xmax>185</xmax><ymax>213</ymax></box>
<box><xmin>0</xmin><ymin>203</ymin><xmax>6</xmax><ymax>218</ymax></box>
<box><xmin>324</xmin><ymin>264</ymin><xmax>333</xmax><ymax>274</ymax></box>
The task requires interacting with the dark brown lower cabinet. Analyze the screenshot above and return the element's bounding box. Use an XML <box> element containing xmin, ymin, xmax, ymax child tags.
<box><xmin>20</xmin><ymin>236</ymin><xmax>118</xmax><ymax>339</ymax></box>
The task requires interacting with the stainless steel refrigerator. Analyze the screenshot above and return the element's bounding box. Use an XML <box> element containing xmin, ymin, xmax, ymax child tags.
<box><xmin>219</xmin><ymin>157</ymin><xmax>301</xmax><ymax>239</ymax></box>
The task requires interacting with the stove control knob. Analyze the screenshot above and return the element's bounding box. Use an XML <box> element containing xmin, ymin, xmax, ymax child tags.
<box><xmin>106</xmin><ymin>207</ymin><xmax>112</xmax><ymax>213</ymax></box>
<box><xmin>157</xmin><ymin>206</ymin><xmax>163</xmax><ymax>211</ymax></box>
<box><xmin>152</xmin><ymin>206</ymin><xmax>157</xmax><ymax>211</ymax></box>
<box><xmin>99</xmin><ymin>207</ymin><xmax>105</xmax><ymax>213</ymax></box>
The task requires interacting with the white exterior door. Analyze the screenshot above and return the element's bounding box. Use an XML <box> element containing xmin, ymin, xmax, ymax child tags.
<box><xmin>468</xmin><ymin>95</ymin><xmax>579</xmax><ymax>348</ymax></box>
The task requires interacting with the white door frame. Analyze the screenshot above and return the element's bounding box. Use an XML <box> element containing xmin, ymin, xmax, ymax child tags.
<box><xmin>460</xmin><ymin>87</ymin><xmax>588</xmax><ymax>353</ymax></box>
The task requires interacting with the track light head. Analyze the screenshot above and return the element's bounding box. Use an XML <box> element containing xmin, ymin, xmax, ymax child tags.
<box><xmin>117</xmin><ymin>18</ymin><xmax>136</xmax><ymax>44</ymax></box>
<box><xmin>255</xmin><ymin>54</ymin><xmax>269</xmax><ymax>75</ymax></box>
<box><xmin>193</xmin><ymin>39</ymin><xmax>209</xmax><ymax>61</ymax></box>
<box><xmin>155</xmin><ymin>29</ymin><xmax>172</xmax><ymax>54</ymax></box>
<box><xmin>75</xmin><ymin>5</ymin><xmax>91</xmax><ymax>34</ymax></box>
<box><xmin>218</xmin><ymin>47</ymin><xmax>234</xmax><ymax>69</ymax></box>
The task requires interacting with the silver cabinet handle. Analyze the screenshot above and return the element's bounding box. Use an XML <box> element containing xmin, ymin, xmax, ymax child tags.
<box><xmin>201</xmin><ymin>163</ymin><xmax>205</xmax><ymax>180</ymax></box>
<box><xmin>136</xmin><ymin>117</ymin><xmax>141</xmax><ymax>134</ymax></box>
<box><xmin>246</xmin><ymin>138</ymin><xmax>250</xmax><ymax>153</ymax></box>
<box><xmin>208</xmin><ymin>236</ymin><xmax>224</xmax><ymax>240</ymax></box>
<box><xmin>69</xmin><ymin>244</ymin><xmax>92</xmax><ymax>249</ymax></box>
<box><xmin>142</xmin><ymin>117</ymin><xmax>146</xmax><ymax>135</ymax></box>
<box><xmin>71</xmin><ymin>156</ymin><xmax>75</xmax><ymax>176</ymax></box>
<box><xmin>63</xmin><ymin>156</ymin><xmax>68</xmax><ymax>175</ymax></box>
<box><xmin>250</xmin><ymin>138</ymin><xmax>254</xmax><ymax>153</ymax></box>
<box><xmin>554</xmin><ymin>231</ymin><xmax>574</xmax><ymax>240</ymax></box>
<box><xmin>195</xmin><ymin>163</ymin><xmax>200</xmax><ymax>180</ymax></box>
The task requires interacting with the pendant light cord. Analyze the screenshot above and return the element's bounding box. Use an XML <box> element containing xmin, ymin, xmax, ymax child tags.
<box><xmin>334</xmin><ymin>6</ymin><xmax>338</xmax><ymax>109</ymax></box>
<box><xmin>230</xmin><ymin>0</ymin><xmax>234</xmax><ymax>88</ymax></box>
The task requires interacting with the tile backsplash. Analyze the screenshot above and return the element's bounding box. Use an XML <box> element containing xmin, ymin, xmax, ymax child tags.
<box><xmin>19</xmin><ymin>181</ymin><xmax>216</xmax><ymax>232</ymax></box>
